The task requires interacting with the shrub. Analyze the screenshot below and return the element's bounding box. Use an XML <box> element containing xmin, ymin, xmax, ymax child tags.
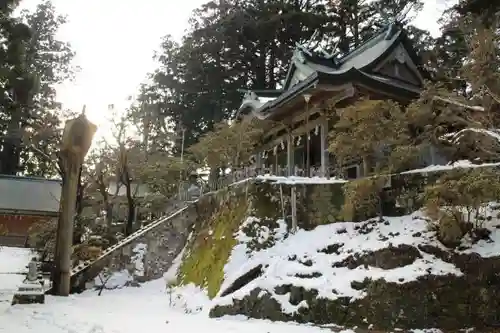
<box><xmin>27</xmin><ymin>218</ymin><xmax>57</xmax><ymax>259</ymax></box>
<box><xmin>423</xmin><ymin>168</ymin><xmax>500</xmax><ymax>247</ymax></box>
<box><xmin>341</xmin><ymin>177</ymin><xmax>386</xmax><ymax>221</ymax></box>
<box><xmin>72</xmin><ymin>243</ymin><xmax>103</xmax><ymax>264</ymax></box>
<box><xmin>0</xmin><ymin>224</ymin><xmax>7</xmax><ymax>235</ymax></box>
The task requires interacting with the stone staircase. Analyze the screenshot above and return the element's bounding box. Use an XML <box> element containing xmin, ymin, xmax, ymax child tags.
<box><xmin>45</xmin><ymin>202</ymin><xmax>192</xmax><ymax>294</ymax></box>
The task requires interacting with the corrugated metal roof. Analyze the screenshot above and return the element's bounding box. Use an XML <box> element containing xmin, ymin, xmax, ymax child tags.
<box><xmin>0</xmin><ymin>175</ymin><xmax>61</xmax><ymax>214</ymax></box>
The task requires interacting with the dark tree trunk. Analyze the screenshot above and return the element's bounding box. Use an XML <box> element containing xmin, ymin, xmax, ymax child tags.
<box><xmin>97</xmin><ymin>173</ymin><xmax>113</xmax><ymax>228</ymax></box>
<box><xmin>75</xmin><ymin>167</ymin><xmax>84</xmax><ymax>216</ymax></box>
<box><xmin>0</xmin><ymin>124</ymin><xmax>21</xmax><ymax>175</ymax></box>
<box><xmin>123</xmin><ymin>168</ymin><xmax>135</xmax><ymax>236</ymax></box>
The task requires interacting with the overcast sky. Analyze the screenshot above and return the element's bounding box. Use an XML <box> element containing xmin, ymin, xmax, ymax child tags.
<box><xmin>17</xmin><ymin>0</ymin><xmax>458</xmax><ymax>137</ymax></box>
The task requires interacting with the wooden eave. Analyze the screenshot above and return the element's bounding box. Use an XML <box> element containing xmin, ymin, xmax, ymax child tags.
<box><xmin>0</xmin><ymin>209</ymin><xmax>59</xmax><ymax>217</ymax></box>
<box><xmin>260</xmin><ymin>68</ymin><xmax>419</xmax><ymax>123</ymax></box>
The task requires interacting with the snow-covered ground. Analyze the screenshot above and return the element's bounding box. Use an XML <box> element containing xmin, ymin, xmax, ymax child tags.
<box><xmin>3</xmin><ymin>165</ymin><xmax>500</xmax><ymax>332</ymax></box>
<box><xmin>0</xmin><ymin>240</ymin><xmax>444</xmax><ymax>333</ymax></box>
<box><xmin>213</xmin><ymin>210</ymin><xmax>500</xmax><ymax>313</ymax></box>
<box><xmin>0</xmin><ymin>247</ymin><xmax>32</xmax><ymax>304</ymax></box>
<box><xmin>0</xmin><ymin>245</ymin><xmax>342</xmax><ymax>333</ymax></box>
<box><xmin>0</xmin><ymin>278</ymin><xmax>342</xmax><ymax>333</ymax></box>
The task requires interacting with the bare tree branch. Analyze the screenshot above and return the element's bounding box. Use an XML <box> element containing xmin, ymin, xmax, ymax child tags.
<box><xmin>27</xmin><ymin>143</ymin><xmax>62</xmax><ymax>175</ymax></box>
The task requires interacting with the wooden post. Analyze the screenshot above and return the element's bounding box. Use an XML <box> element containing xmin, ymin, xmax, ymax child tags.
<box><xmin>255</xmin><ymin>151</ymin><xmax>262</xmax><ymax>169</ymax></box>
<box><xmin>286</xmin><ymin>130</ymin><xmax>294</xmax><ymax>177</ymax></box>
<box><xmin>303</xmin><ymin>94</ymin><xmax>311</xmax><ymax>177</ymax></box>
<box><xmin>320</xmin><ymin>116</ymin><xmax>329</xmax><ymax>177</ymax></box>
<box><xmin>56</xmin><ymin>152</ymin><xmax>81</xmax><ymax>296</ymax></box>
<box><xmin>53</xmin><ymin>112</ymin><xmax>97</xmax><ymax>296</ymax></box>
<box><xmin>291</xmin><ymin>186</ymin><xmax>297</xmax><ymax>233</ymax></box>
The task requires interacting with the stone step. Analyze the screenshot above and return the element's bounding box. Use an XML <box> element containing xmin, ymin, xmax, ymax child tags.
<box><xmin>68</xmin><ymin>204</ymin><xmax>190</xmax><ymax>278</ymax></box>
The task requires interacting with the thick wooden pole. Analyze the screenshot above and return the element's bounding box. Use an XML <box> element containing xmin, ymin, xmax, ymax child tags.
<box><xmin>56</xmin><ymin>153</ymin><xmax>81</xmax><ymax>296</ymax></box>
<box><xmin>52</xmin><ymin>112</ymin><xmax>97</xmax><ymax>296</ymax></box>
<box><xmin>51</xmin><ymin>204</ymin><xmax>62</xmax><ymax>294</ymax></box>
<box><xmin>303</xmin><ymin>95</ymin><xmax>311</xmax><ymax>177</ymax></box>
<box><xmin>320</xmin><ymin>116</ymin><xmax>329</xmax><ymax>177</ymax></box>
<box><xmin>291</xmin><ymin>186</ymin><xmax>297</xmax><ymax>233</ymax></box>
<box><xmin>286</xmin><ymin>131</ymin><xmax>294</xmax><ymax>177</ymax></box>
<box><xmin>255</xmin><ymin>151</ymin><xmax>262</xmax><ymax>171</ymax></box>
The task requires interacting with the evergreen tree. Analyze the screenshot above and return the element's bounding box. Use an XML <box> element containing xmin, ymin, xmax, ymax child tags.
<box><xmin>19</xmin><ymin>0</ymin><xmax>77</xmax><ymax>177</ymax></box>
<box><xmin>136</xmin><ymin>0</ymin><xmax>331</xmax><ymax>152</ymax></box>
<box><xmin>132</xmin><ymin>0</ymin><xmax>433</xmax><ymax>158</ymax></box>
<box><xmin>0</xmin><ymin>0</ymin><xmax>76</xmax><ymax>176</ymax></box>
<box><xmin>0</xmin><ymin>0</ymin><xmax>35</xmax><ymax>174</ymax></box>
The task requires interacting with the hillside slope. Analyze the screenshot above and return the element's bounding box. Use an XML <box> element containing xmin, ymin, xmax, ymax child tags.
<box><xmin>173</xmin><ymin>176</ymin><xmax>500</xmax><ymax>331</ymax></box>
<box><xmin>209</xmin><ymin>210</ymin><xmax>500</xmax><ymax>330</ymax></box>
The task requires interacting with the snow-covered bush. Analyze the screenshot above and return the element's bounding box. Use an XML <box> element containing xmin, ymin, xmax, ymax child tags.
<box><xmin>423</xmin><ymin>168</ymin><xmax>500</xmax><ymax>247</ymax></box>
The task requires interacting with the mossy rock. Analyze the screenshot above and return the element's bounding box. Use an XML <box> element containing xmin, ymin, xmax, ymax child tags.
<box><xmin>249</xmin><ymin>181</ymin><xmax>285</xmax><ymax>220</ymax></box>
<box><xmin>178</xmin><ymin>189</ymin><xmax>249</xmax><ymax>298</ymax></box>
<box><xmin>304</xmin><ymin>183</ymin><xmax>344</xmax><ymax>227</ymax></box>
<box><xmin>240</xmin><ymin>218</ymin><xmax>282</xmax><ymax>252</ymax></box>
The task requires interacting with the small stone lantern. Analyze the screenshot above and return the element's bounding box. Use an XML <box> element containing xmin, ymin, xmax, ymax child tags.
<box><xmin>12</xmin><ymin>257</ymin><xmax>45</xmax><ymax>305</ymax></box>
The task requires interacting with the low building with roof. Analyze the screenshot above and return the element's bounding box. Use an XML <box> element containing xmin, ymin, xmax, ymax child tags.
<box><xmin>0</xmin><ymin>175</ymin><xmax>61</xmax><ymax>247</ymax></box>
<box><xmin>237</xmin><ymin>22</ymin><xmax>450</xmax><ymax>179</ymax></box>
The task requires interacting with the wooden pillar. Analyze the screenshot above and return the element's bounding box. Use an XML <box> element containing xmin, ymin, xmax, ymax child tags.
<box><xmin>320</xmin><ymin>117</ymin><xmax>329</xmax><ymax>177</ymax></box>
<box><xmin>53</xmin><ymin>113</ymin><xmax>96</xmax><ymax>296</ymax></box>
<box><xmin>287</xmin><ymin>131</ymin><xmax>294</xmax><ymax>177</ymax></box>
<box><xmin>291</xmin><ymin>186</ymin><xmax>297</xmax><ymax>233</ymax></box>
<box><xmin>304</xmin><ymin>94</ymin><xmax>311</xmax><ymax>177</ymax></box>
<box><xmin>255</xmin><ymin>152</ymin><xmax>262</xmax><ymax>169</ymax></box>
<box><xmin>255</xmin><ymin>151</ymin><xmax>262</xmax><ymax>177</ymax></box>
<box><xmin>429</xmin><ymin>144</ymin><xmax>436</xmax><ymax>165</ymax></box>
<box><xmin>56</xmin><ymin>152</ymin><xmax>81</xmax><ymax>296</ymax></box>
<box><xmin>274</xmin><ymin>150</ymin><xmax>278</xmax><ymax>175</ymax></box>
<box><xmin>305</xmin><ymin>131</ymin><xmax>310</xmax><ymax>177</ymax></box>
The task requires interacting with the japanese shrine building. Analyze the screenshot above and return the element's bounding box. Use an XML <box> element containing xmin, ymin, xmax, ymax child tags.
<box><xmin>238</xmin><ymin>22</ymin><xmax>446</xmax><ymax>179</ymax></box>
<box><xmin>0</xmin><ymin>175</ymin><xmax>61</xmax><ymax>247</ymax></box>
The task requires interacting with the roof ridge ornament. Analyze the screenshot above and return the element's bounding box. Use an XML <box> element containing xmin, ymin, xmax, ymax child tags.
<box><xmin>295</xmin><ymin>29</ymin><xmax>338</xmax><ymax>66</ymax></box>
<box><xmin>395</xmin><ymin>3</ymin><xmax>414</xmax><ymax>24</ymax></box>
<box><xmin>382</xmin><ymin>3</ymin><xmax>414</xmax><ymax>40</ymax></box>
<box><xmin>294</xmin><ymin>29</ymin><xmax>319</xmax><ymax>57</ymax></box>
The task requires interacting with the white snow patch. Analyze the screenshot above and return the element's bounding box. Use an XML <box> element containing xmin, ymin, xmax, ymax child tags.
<box><xmin>164</xmin><ymin>235</ymin><xmax>191</xmax><ymax>286</ymax></box>
<box><xmin>132</xmin><ymin>243</ymin><xmax>147</xmax><ymax>277</ymax></box>
<box><xmin>94</xmin><ymin>269</ymin><xmax>133</xmax><ymax>289</ymax></box>
<box><xmin>93</xmin><ymin>243</ymin><xmax>148</xmax><ymax>289</ymax></box>
<box><xmin>0</xmin><ymin>246</ymin><xmax>33</xmax><ymax>274</ymax></box>
<box><xmin>167</xmin><ymin>283</ymin><xmax>211</xmax><ymax>314</ymax></box>
<box><xmin>0</xmin><ymin>247</ymin><xmax>33</xmax><ymax>303</ymax></box>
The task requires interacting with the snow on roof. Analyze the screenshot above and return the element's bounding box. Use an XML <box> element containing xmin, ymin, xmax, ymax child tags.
<box><xmin>214</xmin><ymin>208</ymin><xmax>500</xmax><ymax>313</ymax></box>
<box><xmin>433</xmin><ymin>96</ymin><xmax>485</xmax><ymax>112</ymax></box>
<box><xmin>402</xmin><ymin>160</ymin><xmax>500</xmax><ymax>174</ymax></box>
<box><xmin>256</xmin><ymin>175</ymin><xmax>347</xmax><ymax>184</ymax></box>
<box><xmin>443</xmin><ymin>127</ymin><xmax>500</xmax><ymax>144</ymax></box>
<box><xmin>258</xmin><ymin>96</ymin><xmax>276</xmax><ymax>104</ymax></box>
